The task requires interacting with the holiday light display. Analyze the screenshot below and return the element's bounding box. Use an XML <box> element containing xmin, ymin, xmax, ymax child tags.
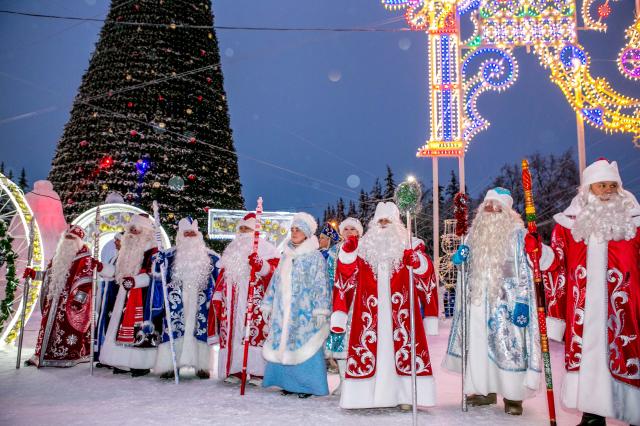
<box><xmin>382</xmin><ymin>0</ymin><xmax>640</xmax><ymax>153</ymax></box>
<box><xmin>208</xmin><ymin>209</ymin><xmax>295</xmax><ymax>249</ymax></box>
<box><xmin>0</xmin><ymin>172</ymin><xmax>44</xmax><ymax>346</ymax></box>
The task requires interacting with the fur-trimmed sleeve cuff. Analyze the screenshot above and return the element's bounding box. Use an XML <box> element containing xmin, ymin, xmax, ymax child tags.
<box><xmin>330</xmin><ymin>311</ymin><xmax>348</xmax><ymax>333</ymax></box>
<box><xmin>133</xmin><ymin>273</ymin><xmax>150</xmax><ymax>289</ymax></box>
<box><xmin>338</xmin><ymin>248</ymin><xmax>357</xmax><ymax>264</ymax></box>
<box><xmin>413</xmin><ymin>253</ymin><xmax>429</xmax><ymax>275</ymax></box>
<box><xmin>423</xmin><ymin>316</ymin><xmax>438</xmax><ymax>336</ymax></box>
<box><xmin>539</xmin><ymin>244</ymin><xmax>554</xmax><ymax>271</ymax></box>
<box><xmin>546</xmin><ymin>317</ymin><xmax>565</xmax><ymax>342</ymax></box>
<box><xmin>99</xmin><ymin>263</ymin><xmax>115</xmax><ymax>279</ymax></box>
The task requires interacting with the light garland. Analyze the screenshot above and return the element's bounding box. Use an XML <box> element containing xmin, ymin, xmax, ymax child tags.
<box><xmin>618</xmin><ymin>18</ymin><xmax>640</xmax><ymax>81</ymax></box>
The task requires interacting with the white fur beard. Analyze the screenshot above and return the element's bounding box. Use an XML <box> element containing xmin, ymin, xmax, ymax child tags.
<box><xmin>467</xmin><ymin>208</ymin><xmax>522</xmax><ymax>306</ymax></box>
<box><xmin>173</xmin><ymin>232</ymin><xmax>212</xmax><ymax>291</ymax></box>
<box><xmin>359</xmin><ymin>222</ymin><xmax>407</xmax><ymax>272</ymax></box>
<box><xmin>116</xmin><ymin>228</ymin><xmax>154</xmax><ymax>282</ymax></box>
<box><xmin>48</xmin><ymin>237</ymin><xmax>83</xmax><ymax>301</ymax></box>
<box><xmin>219</xmin><ymin>234</ymin><xmax>253</xmax><ymax>287</ymax></box>
<box><xmin>572</xmin><ymin>192</ymin><xmax>636</xmax><ymax>243</ymax></box>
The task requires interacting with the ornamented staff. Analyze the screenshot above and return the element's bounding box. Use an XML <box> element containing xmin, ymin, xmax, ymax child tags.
<box><xmin>394</xmin><ymin>178</ymin><xmax>421</xmax><ymax>426</ymax></box>
<box><xmin>15</xmin><ymin>219</ymin><xmax>35</xmax><ymax>369</ymax></box>
<box><xmin>152</xmin><ymin>201</ymin><xmax>179</xmax><ymax>384</ymax></box>
<box><xmin>90</xmin><ymin>206</ymin><xmax>100</xmax><ymax>375</ymax></box>
<box><xmin>240</xmin><ymin>197</ymin><xmax>263</xmax><ymax>396</ymax></box>
<box><xmin>521</xmin><ymin>159</ymin><xmax>557</xmax><ymax>426</ymax></box>
<box><xmin>453</xmin><ymin>193</ymin><xmax>470</xmax><ymax>411</ymax></box>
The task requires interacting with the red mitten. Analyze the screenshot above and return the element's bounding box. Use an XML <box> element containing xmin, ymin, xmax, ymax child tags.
<box><xmin>122</xmin><ymin>276</ymin><xmax>135</xmax><ymax>290</ymax></box>
<box><xmin>342</xmin><ymin>235</ymin><xmax>359</xmax><ymax>253</ymax></box>
<box><xmin>22</xmin><ymin>267</ymin><xmax>36</xmax><ymax>280</ymax></box>
<box><xmin>248</xmin><ymin>252</ymin><xmax>263</xmax><ymax>270</ymax></box>
<box><xmin>403</xmin><ymin>249</ymin><xmax>420</xmax><ymax>269</ymax></box>
<box><xmin>524</xmin><ymin>232</ymin><xmax>541</xmax><ymax>261</ymax></box>
<box><xmin>90</xmin><ymin>258</ymin><xmax>103</xmax><ymax>272</ymax></box>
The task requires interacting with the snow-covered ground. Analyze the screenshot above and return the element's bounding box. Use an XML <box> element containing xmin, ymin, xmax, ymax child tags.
<box><xmin>0</xmin><ymin>318</ymin><xmax>624</xmax><ymax>426</ymax></box>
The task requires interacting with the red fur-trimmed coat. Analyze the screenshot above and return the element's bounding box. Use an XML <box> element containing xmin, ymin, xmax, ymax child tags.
<box><xmin>544</xmin><ymin>223</ymin><xmax>640</xmax><ymax>389</ymax></box>
<box><xmin>331</xmin><ymin>240</ymin><xmax>435</xmax><ymax>379</ymax></box>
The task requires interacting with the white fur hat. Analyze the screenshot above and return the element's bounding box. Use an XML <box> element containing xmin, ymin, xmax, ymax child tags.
<box><xmin>178</xmin><ymin>217</ymin><xmax>199</xmax><ymax>233</ymax></box>
<box><xmin>238</xmin><ymin>212</ymin><xmax>257</xmax><ymax>231</ymax></box>
<box><xmin>483</xmin><ymin>187</ymin><xmax>514</xmax><ymax>210</ymax></box>
<box><xmin>372</xmin><ymin>202</ymin><xmax>401</xmax><ymax>224</ymax></box>
<box><xmin>291</xmin><ymin>212</ymin><xmax>317</xmax><ymax>238</ymax></box>
<box><xmin>128</xmin><ymin>213</ymin><xmax>154</xmax><ymax>232</ymax></box>
<box><xmin>582</xmin><ymin>158</ymin><xmax>622</xmax><ymax>190</ymax></box>
<box><xmin>339</xmin><ymin>217</ymin><xmax>363</xmax><ymax>236</ymax></box>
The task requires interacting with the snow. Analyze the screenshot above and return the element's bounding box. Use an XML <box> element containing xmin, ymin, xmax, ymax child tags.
<box><xmin>0</xmin><ymin>319</ymin><xmax>626</xmax><ymax>426</ymax></box>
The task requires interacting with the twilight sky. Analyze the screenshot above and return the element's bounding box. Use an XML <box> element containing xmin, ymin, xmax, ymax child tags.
<box><xmin>1</xmin><ymin>0</ymin><xmax>639</xmax><ymax>218</ymax></box>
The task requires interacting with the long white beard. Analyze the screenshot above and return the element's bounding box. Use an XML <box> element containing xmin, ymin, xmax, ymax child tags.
<box><xmin>572</xmin><ymin>192</ymin><xmax>636</xmax><ymax>243</ymax></box>
<box><xmin>359</xmin><ymin>221</ymin><xmax>407</xmax><ymax>272</ymax></box>
<box><xmin>173</xmin><ymin>232</ymin><xmax>212</xmax><ymax>291</ymax></box>
<box><xmin>116</xmin><ymin>228</ymin><xmax>154</xmax><ymax>282</ymax></box>
<box><xmin>467</xmin><ymin>207</ymin><xmax>523</xmax><ymax>306</ymax></box>
<box><xmin>48</xmin><ymin>237</ymin><xmax>83</xmax><ymax>301</ymax></box>
<box><xmin>219</xmin><ymin>233</ymin><xmax>253</xmax><ymax>287</ymax></box>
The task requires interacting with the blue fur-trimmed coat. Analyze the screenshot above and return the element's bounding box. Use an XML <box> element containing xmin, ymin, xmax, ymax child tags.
<box><xmin>151</xmin><ymin>249</ymin><xmax>220</xmax><ymax>344</ymax></box>
<box><xmin>261</xmin><ymin>236</ymin><xmax>331</xmax><ymax>365</ymax></box>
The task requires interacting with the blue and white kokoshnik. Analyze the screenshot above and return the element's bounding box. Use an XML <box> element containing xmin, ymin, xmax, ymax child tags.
<box><xmin>150</xmin><ymin>248</ymin><xmax>220</xmax><ymax>344</ymax></box>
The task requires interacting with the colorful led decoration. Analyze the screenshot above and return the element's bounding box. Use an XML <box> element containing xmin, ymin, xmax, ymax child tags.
<box><xmin>462</xmin><ymin>48</ymin><xmax>519</xmax><ymax>145</ymax></box>
<box><xmin>618</xmin><ymin>18</ymin><xmax>640</xmax><ymax>81</ymax></box>
<box><xmin>382</xmin><ymin>0</ymin><xmax>640</xmax><ymax>154</ymax></box>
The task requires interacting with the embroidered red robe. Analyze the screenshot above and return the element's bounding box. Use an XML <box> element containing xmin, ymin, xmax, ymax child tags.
<box><xmin>31</xmin><ymin>246</ymin><xmax>94</xmax><ymax>367</ymax></box>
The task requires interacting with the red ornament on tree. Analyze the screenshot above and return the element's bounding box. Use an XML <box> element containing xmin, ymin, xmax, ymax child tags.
<box><xmin>188</xmin><ymin>137</ymin><xmax>197</xmax><ymax>144</ymax></box>
<box><xmin>206</xmin><ymin>77</ymin><xmax>212</xmax><ymax>84</ymax></box>
<box><xmin>99</xmin><ymin>155</ymin><xmax>114</xmax><ymax>169</ymax></box>
<box><xmin>127</xmin><ymin>101</ymin><xmax>134</xmax><ymax>108</ymax></box>
<box><xmin>187</xmin><ymin>174</ymin><xmax>196</xmax><ymax>181</ymax></box>
<box><xmin>197</xmin><ymin>95</ymin><xmax>203</xmax><ymax>102</ymax></box>
<box><xmin>204</xmin><ymin>206</ymin><xmax>210</xmax><ymax>213</ymax></box>
<box><xmin>158</xmin><ymin>94</ymin><xmax>165</xmax><ymax>101</ymax></box>
<box><xmin>79</xmin><ymin>140</ymin><xmax>89</xmax><ymax>148</ymax></box>
<box><xmin>200</xmin><ymin>49</ymin><xmax>206</xmax><ymax>57</ymax></box>
<box><xmin>130</xmin><ymin>130</ymin><xmax>138</xmax><ymax>137</ymax></box>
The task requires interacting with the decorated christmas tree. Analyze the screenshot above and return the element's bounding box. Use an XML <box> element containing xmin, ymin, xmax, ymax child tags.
<box><xmin>48</xmin><ymin>0</ymin><xmax>244</xmax><ymax>232</ymax></box>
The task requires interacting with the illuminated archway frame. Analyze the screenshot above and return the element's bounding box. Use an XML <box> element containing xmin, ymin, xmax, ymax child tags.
<box><xmin>72</xmin><ymin>203</ymin><xmax>172</xmax><ymax>255</ymax></box>
<box><xmin>0</xmin><ymin>173</ymin><xmax>45</xmax><ymax>345</ymax></box>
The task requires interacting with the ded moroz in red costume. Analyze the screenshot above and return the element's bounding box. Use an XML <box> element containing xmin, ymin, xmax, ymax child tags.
<box><xmin>332</xmin><ymin>202</ymin><xmax>436</xmax><ymax>409</ymax></box>
<box><xmin>545</xmin><ymin>159</ymin><xmax>640</xmax><ymax>425</ymax></box>
<box><xmin>28</xmin><ymin>225</ymin><xmax>96</xmax><ymax>367</ymax></box>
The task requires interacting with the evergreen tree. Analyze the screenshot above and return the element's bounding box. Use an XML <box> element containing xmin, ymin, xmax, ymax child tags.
<box><xmin>383</xmin><ymin>165</ymin><xmax>395</xmax><ymax>200</ymax></box>
<box><xmin>442</xmin><ymin>170</ymin><xmax>459</xmax><ymax>218</ymax></box>
<box><xmin>347</xmin><ymin>200</ymin><xmax>357</xmax><ymax>217</ymax></box>
<box><xmin>335</xmin><ymin>198</ymin><xmax>346</xmax><ymax>223</ymax></box>
<box><xmin>0</xmin><ymin>162</ymin><xmax>4</xmax><ymax>175</ymax></box>
<box><xmin>370</xmin><ymin>178</ymin><xmax>383</xmax><ymax>204</ymax></box>
<box><xmin>18</xmin><ymin>168</ymin><xmax>28</xmax><ymax>192</ymax></box>
<box><xmin>358</xmin><ymin>189</ymin><xmax>371</xmax><ymax>225</ymax></box>
<box><xmin>47</xmin><ymin>0</ymin><xmax>244</xmax><ymax>234</ymax></box>
<box><xmin>7</xmin><ymin>170</ymin><xmax>13</xmax><ymax>181</ymax></box>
